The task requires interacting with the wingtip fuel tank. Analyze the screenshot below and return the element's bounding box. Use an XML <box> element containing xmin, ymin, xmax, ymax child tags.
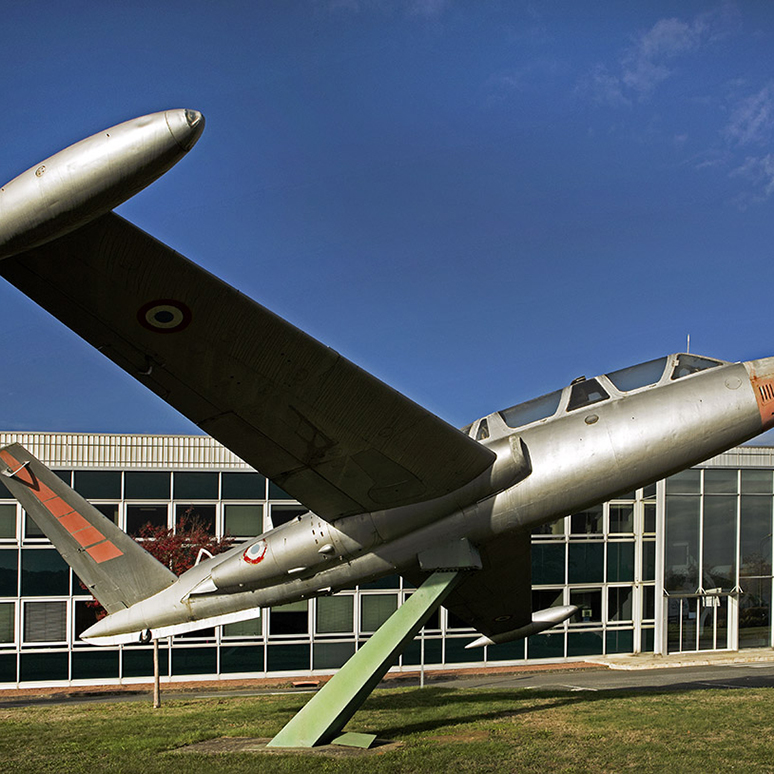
<box><xmin>0</xmin><ymin>109</ymin><xmax>204</xmax><ymax>261</ymax></box>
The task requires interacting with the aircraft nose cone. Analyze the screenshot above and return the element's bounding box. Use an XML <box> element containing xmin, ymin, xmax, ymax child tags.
<box><xmin>744</xmin><ymin>356</ymin><xmax>774</xmax><ymax>430</ymax></box>
<box><xmin>165</xmin><ymin>108</ymin><xmax>205</xmax><ymax>151</ymax></box>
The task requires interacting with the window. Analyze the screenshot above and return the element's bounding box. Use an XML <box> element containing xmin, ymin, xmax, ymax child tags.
<box><xmin>570</xmin><ymin>589</ymin><xmax>602</xmax><ymax>624</ymax></box>
<box><xmin>567</xmin><ymin>378</ymin><xmax>609</xmax><ymax>412</ymax></box>
<box><xmin>73</xmin><ymin>471</ymin><xmax>121</xmax><ymax>499</ymax></box>
<box><xmin>475</xmin><ymin>419</ymin><xmax>490</xmax><ymax>441</ymax></box>
<box><xmin>175</xmin><ymin>504</ymin><xmax>216</xmax><ymax>535</ymax></box>
<box><xmin>126</xmin><ymin>505</ymin><xmax>168</xmax><ymax>536</ymax></box>
<box><xmin>609</xmin><ymin>504</ymin><xmax>634</xmax><ymax>533</ymax></box>
<box><xmin>570</xmin><ymin>505</ymin><xmax>603</xmax><ymax>535</ymax></box>
<box><xmin>222</xmin><ymin>472</ymin><xmax>266</xmax><ymax>500</ymax></box>
<box><xmin>607</xmin><ymin>587</ymin><xmax>633</xmax><ymax>622</ymax></box>
<box><xmin>361</xmin><ymin>594</ymin><xmax>398</xmax><ymax>632</ymax></box>
<box><xmin>606</xmin><ymin>357</ymin><xmax>667</xmax><ymax>392</ymax></box>
<box><xmin>499</xmin><ymin>390</ymin><xmax>562</xmax><ymax>429</ymax></box>
<box><xmin>222</xmin><ymin>617</ymin><xmax>262</xmax><ymax>638</ymax></box>
<box><xmin>21</xmin><ymin>550</ymin><xmax>69</xmax><ymax>596</ymax></box>
<box><xmin>270</xmin><ymin>601</ymin><xmax>308</xmax><ymax>635</ymax></box>
<box><xmin>124</xmin><ymin>471</ymin><xmax>170</xmax><ymax>500</ymax></box>
<box><xmin>223</xmin><ymin>504</ymin><xmax>264</xmax><ymax>537</ymax></box>
<box><xmin>270</xmin><ymin>504</ymin><xmax>306</xmax><ymax>528</ymax></box>
<box><xmin>173</xmin><ymin>472</ymin><xmax>218</xmax><ymax>500</ymax></box>
<box><xmin>671</xmin><ymin>354</ymin><xmax>722</xmax><ymax>380</ymax></box>
<box><xmin>24</xmin><ymin>601</ymin><xmax>66</xmax><ymax>643</ymax></box>
<box><xmin>0</xmin><ymin>504</ymin><xmax>16</xmax><ymax>539</ymax></box>
<box><xmin>0</xmin><ymin>602</ymin><xmax>14</xmax><ymax>643</ymax></box>
<box><xmin>316</xmin><ymin>595</ymin><xmax>354</xmax><ymax>634</ymax></box>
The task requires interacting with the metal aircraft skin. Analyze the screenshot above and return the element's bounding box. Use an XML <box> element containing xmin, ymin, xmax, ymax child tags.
<box><xmin>1</xmin><ymin>110</ymin><xmax>773</xmax><ymax>649</ymax></box>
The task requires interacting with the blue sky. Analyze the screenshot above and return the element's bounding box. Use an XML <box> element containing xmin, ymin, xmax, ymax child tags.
<box><xmin>2</xmin><ymin>1</ymin><xmax>774</xmax><ymax>439</ymax></box>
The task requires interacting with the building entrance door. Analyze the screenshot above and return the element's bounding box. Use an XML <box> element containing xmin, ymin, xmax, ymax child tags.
<box><xmin>666</xmin><ymin>594</ymin><xmax>730</xmax><ymax>653</ymax></box>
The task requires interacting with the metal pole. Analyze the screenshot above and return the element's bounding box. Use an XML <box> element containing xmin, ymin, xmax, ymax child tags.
<box><xmin>153</xmin><ymin>639</ymin><xmax>160</xmax><ymax>709</ymax></box>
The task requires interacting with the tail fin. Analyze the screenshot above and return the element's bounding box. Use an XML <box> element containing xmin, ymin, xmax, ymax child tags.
<box><xmin>0</xmin><ymin>443</ymin><xmax>176</xmax><ymax>613</ymax></box>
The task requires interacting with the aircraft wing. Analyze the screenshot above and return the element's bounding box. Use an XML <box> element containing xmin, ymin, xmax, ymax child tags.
<box><xmin>407</xmin><ymin>533</ymin><xmax>532</xmax><ymax>640</ymax></box>
<box><xmin>0</xmin><ymin>213</ymin><xmax>495</xmax><ymax>520</ymax></box>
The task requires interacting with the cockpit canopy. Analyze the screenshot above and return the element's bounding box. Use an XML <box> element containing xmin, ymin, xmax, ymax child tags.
<box><xmin>493</xmin><ymin>353</ymin><xmax>726</xmax><ymax>432</ymax></box>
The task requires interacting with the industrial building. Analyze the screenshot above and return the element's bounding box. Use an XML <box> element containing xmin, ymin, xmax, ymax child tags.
<box><xmin>0</xmin><ymin>431</ymin><xmax>770</xmax><ymax>688</ymax></box>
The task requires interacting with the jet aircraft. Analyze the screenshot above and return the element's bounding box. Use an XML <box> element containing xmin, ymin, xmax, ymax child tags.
<box><xmin>0</xmin><ymin>110</ymin><xmax>773</xmax><ymax>744</ymax></box>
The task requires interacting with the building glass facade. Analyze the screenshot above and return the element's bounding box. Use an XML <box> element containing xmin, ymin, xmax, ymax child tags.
<box><xmin>0</xmin><ymin>432</ymin><xmax>771</xmax><ymax>688</ymax></box>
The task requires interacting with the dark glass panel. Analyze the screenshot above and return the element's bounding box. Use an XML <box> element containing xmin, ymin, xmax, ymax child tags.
<box><xmin>316</xmin><ymin>596</ymin><xmax>354</xmax><ymax>634</ymax></box>
<box><xmin>270</xmin><ymin>504</ymin><xmax>306</xmax><ymax>527</ymax></box>
<box><xmin>222</xmin><ymin>472</ymin><xmax>266</xmax><ymax>500</ymax></box>
<box><xmin>531</xmin><ymin>518</ymin><xmax>565</xmax><ymax>537</ymax></box>
<box><xmin>666</xmin><ymin>469</ymin><xmax>700</xmax><ymax>494</ymax></box>
<box><xmin>570</xmin><ymin>505</ymin><xmax>603</xmax><ymax>535</ymax></box>
<box><xmin>24</xmin><ymin>514</ymin><xmax>45</xmax><ymax>539</ymax></box>
<box><xmin>122</xmin><ymin>647</ymin><xmax>168</xmax><ymax>677</ymax></box>
<box><xmin>741</xmin><ymin>470</ymin><xmax>773</xmax><ymax>494</ymax></box>
<box><xmin>643</xmin><ymin>503</ymin><xmax>657</xmax><ymax>533</ymax></box>
<box><xmin>531</xmin><ymin>543</ymin><xmax>565</xmax><ymax>585</ymax></box>
<box><xmin>445</xmin><ymin>637</ymin><xmax>485</xmax><ymax>663</ymax></box>
<box><xmin>641</xmin><ymin>627</ymin><xmax>655</xmax><ymax>652</ymax></box>
<box><xmin>567</xmin><ymin>631</ymin><xmax>603</xmax><ymax>656</ymax></box>
<box><xmin>485</xmin><ymin>638</ymin><xmax>525</xmax><ymax>662</ymax></box>
<box><xmin>360</xmin><ymin>595</ymin><xmax>397</xmax><ymax>632</ymax></box>
<box><xmin>704</xmin><ymin>469</ymin><xmax>738</xmax><ymax>494</ymax></box>
<box><xmin>74</xmin><ymin>600</ymin><xmax>102</xmax><ymax>640</ymax></box>
<box><xmin>223</xmin><ymin>504</ymin><xmax>263</xmax><ymax>537</ymax></box>
<box><xmin>568</xmin><ymin>543</ymin><xmax>604</xmax><ymax>584</ymax></box>
<box><xmin>740</xmin><ymin>496</ymin><xmax>772</xmax><ymax>576</ymax></box>
<box><xmin>643</xmin><ymin>541</ymin><xmax>656</xmax><ymax>581</ymax></box>
<box><xmin>73</xmin><ymin>471</ymin><xmax>121</xmax><ymax>499</ymax></box>
<box><xmin>0</xmin><ymin>653</ymin><xmax>16</xmax><ymax>681</ymax></box>
<box><xmin>665</xmin><ymin>496</ymin><xmax>700</xmax><ymax>592</ymax></box>
<box><xmin>268</xmin><ymin>481</ymin><xmax>293</xmax><ymax>500</ymax></box>
<box><xmin>670</xmin><ymin>354</ymin><xmax>722</xmax><ymax>380</ymax></box>
<box><xmin>124</xmin><ymin>471</ymin><xmax>170</xmax><ymax>500</ymax></box>
<box><xmin>21</xmin><ymin>550</ymin><xmax>69</xmax><ymax>596</ymax></box>
<box><xmin>739</xmin><ymin>577</ymin><xmax>771</xmax><ymax>648</ymax></box>
<box><xmin>126</xmin><ymin>505</ymin><xmax>168</xmax><ymax>536</ymax></box>
<box><xmin>702</xmin><ymin>496</ymin><xmax>737</xmax><ymax>590</ymax></box>
<box><xmin>72</xmin><ymin>650</ymin><xmax>119</xmax><ymax>679</ymax></box>
<box><xmin>402</xmin><ymin>637</ymin><xmax>443</xmax><ymax>665</ymax></box>
<box><xmin>532</xmin><ymin>588</ymin><xmax>564</xmax><ymax>614</ymax></box>
<box><xmin>175</xmin><ymin>504</ymin><xmax>216</xmax><ymax>535</ymax></box>
<box><xmin>0</xmin><ymin>550</ymin><xmax>17</xmax><ymax>596</ymax></box>
<box><xmin>446</xmin><ymin>610</ymin><xmax>473</xmax><ymax>630</ymax></box>
<box><xmin>220</xmin><ymin>645</ymin><xmax>264</xmax><ymax>673</ymax></box>
<box><xmin>20</xmin><ymin>652</ymin><xmax>67</xmax><ymax>681</ymax></box>
<box><xmin>609</xmin><ymin>504</ymin><xmax>634</xmax><ymax>533</ymax></box>
<box><xmin>52</xmin><ymin>471</ymin><xmax>72</xmax><ymax>485</ymax></box>
<box><xmin>93</xmin><ymin>504</ymin><xmax>118</xmax><ymax>524</ymax></box>
<box><xmin>607</xmin><ymin>587</ymin><xmax>633</xmax><ymax>622</ymax></box>
<box><xmin>607</xmin><ymin>542</ymin><xmax>635</xmax><ymax>582</ymax></box>
<box><xmin>643</xmin><ymin>586</ymin><xmax>656</xmax><ymax>620</ymax></box>
<box><xmin>267</xmin><ymin>643</ymin><xmax>309</xmax><ymax>671</ymax></box>
<box><xmin>570</xmin><ymin>589</ymin><xmax>602</xmax><ymax>623</ymax></box>
<box><xmin>359</xmin><ymin>575</ymin><xmax>400</xmax><ymax>589</ymax></box>
<box><xmin>643</xmin><ymin>483</ymin><xmax>657</xmax><ymax>499</ymax></box>
<box><xmin>269</xmin><ymin>601</ymin><xmax>308</xmax><ymax>635</ymax></box>
<box><xmin>173</xmin><ymin>472</ymin><xmax>218</xmax><ymax>500</ymax></box>
<box><xmin>605</xmin><ymin>628</ymin><xmax>634</xmax><ymax>654</ymax></box>
<box><xmin>0</xmin><ymin>504</ymin><xmax>16</xmax><ymax>539</ymax></box>
<box><xmin>172</xmin><ymin>647</ymin><xmax>217</xmax><ymax>675</ymax></box>
<box><xmin>313</xmin><ymin>642</ymin><xmax>356</xmax><ymax>669</ymax></box>
<box><xmin>527</xmin><ymin>632</ymin><xmax>564</xmax><ymax>659</ymax></box>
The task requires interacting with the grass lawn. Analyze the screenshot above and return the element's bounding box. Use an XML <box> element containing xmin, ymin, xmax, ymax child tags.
<box><xmin>1</xmin><ymin>684</ymin><xmax>772</xmax><ymax>773</ymax></box>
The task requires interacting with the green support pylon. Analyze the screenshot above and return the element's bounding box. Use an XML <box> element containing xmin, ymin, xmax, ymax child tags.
<box><xmin>267</xmin><ymin>569</ymin><xmax>463</xmax><ymax>748</ymax></box>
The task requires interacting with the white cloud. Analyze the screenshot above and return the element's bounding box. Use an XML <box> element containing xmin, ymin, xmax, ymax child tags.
<box><xmin>724</xmin><ymin>85</ymin><xmax>774</xmax><ymax>146</ymax></box>
<box><xmin>730</xmin><ymin>153</ymin><xmax>774</xmax><ymax>197</ymax></box>
<box><xmin>581</xmin><ymin>5</ymin><xmax>737</xmax><ymax>104</ymax></box>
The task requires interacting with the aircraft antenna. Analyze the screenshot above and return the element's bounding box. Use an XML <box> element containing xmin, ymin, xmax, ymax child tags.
<box><xmin>686</xmin><ymin>334</ymin><xmax>691</xmax><ymax>354</ymax></box>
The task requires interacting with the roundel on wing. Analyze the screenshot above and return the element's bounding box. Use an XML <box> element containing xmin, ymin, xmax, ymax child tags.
<box><xmin>243</xmin><ymin>540</ymin><xmax>268</xmax><ymax>565</ymax></box>
<box><xmin>137</xmin><ymin>299</ymin><xmax>192</xmax><ymax>333</ymax></box>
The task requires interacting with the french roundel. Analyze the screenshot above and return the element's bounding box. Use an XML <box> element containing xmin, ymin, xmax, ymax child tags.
<box><xmin>243</xmin><ymin>540</ymin><xmax>268</xmax><ymax>565</ymax></box>
<box><xmin>137</xmin><ymin>299</ymin><xmax>192</xmax><ymax>333</ymax></box>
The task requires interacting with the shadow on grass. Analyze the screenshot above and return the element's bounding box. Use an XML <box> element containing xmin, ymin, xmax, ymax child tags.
<box><xmin>346</xmin><ymin>677</ymin><xmax>773</xmax><ymax>739</ymax></box>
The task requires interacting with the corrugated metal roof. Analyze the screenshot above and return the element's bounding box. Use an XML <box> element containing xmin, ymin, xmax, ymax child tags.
<box><xmin>0</xmin><ymin>431</ymin><xmax>254</xmax><ymax>470</ymax></box>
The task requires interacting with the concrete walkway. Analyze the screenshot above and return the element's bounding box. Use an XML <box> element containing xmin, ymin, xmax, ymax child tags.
<box><xmin>589</xmin><ymin>646</ymin><xmax>774</xmax><ymax>670</ymax></box>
